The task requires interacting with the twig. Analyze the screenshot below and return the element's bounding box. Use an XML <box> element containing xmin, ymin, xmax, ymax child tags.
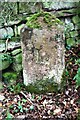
<box><xmin>20</xmin><ymin>91</ymin><xmax>33</xmax><ymax>105</ymax></box>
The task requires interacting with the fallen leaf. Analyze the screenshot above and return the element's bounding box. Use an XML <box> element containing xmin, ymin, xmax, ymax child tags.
<box><xmin>54</xmin><ymin>108</ymin><xmax>62</xmax><ymax>115</ymax></box>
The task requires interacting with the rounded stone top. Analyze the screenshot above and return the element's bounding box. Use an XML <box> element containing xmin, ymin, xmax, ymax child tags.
<box><xmin>26</xmin><ymin>11</ymin><xmax>63</xmax><ymax>29</ymax></box>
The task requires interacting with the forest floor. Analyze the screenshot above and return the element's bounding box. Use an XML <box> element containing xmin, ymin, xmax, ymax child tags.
<box><xmin>0</xmin><ymin>45</ymin><xmax>80</xmax><ymax>120</ymax></box>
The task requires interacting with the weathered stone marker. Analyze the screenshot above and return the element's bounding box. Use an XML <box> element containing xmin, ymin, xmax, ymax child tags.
<box><xmin>21</xmin><ymin>12</ymin><xmax>65</xmax><ymax>93</ymax></box>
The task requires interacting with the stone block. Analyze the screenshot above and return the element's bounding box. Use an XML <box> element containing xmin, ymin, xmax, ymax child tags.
<box><xmin>0</xmin><ymin>27</ymin><xmax>13</xmax><ymax>39</ymax></box>
<box><xmin>11</xmin><ymin>48</ymin><xmax>21</xmax><ymax>56</ymax></box>
<box><xmin>20</xmin><ymin>12</ymin><xmax>65</xmax><ymax>93</ymax></box>
<box><xmin>21</xmin><ymin>26</ymin><xmax>65</xmax><ymax>92</ymax></box>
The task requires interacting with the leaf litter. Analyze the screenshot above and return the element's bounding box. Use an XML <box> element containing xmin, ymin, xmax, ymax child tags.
<box><xmin>0</xmin><ymin>45</ymin><xmax>80</xmax><ymax>120</ymax></box>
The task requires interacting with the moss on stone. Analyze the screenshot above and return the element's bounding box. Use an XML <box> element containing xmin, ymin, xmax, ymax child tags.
<box><xmin>26</xmin><ymin>77</ymin><xmax>59</xmax><ymax>94</ymax></box>
<box><xmin>25</xmin><ymin>69</ymin><xmax>67</xmax><ymax>94</ymax></box>
<box><xmin>13</xmin><ymin>53</ymin><xmax>22</xmax><ymax>64</ymax></box>
<box><xmin>3</xmin><ymin>72</ymin><xmax>18</xmax><ymax>85</ymax></box>
<box><xmin>26</xmin><ymin>11</ymin><xmax>62</xmax><ymax>29</ymax></box>
<box><xmin>72</xmin><ymin>15</ymin><xmax>80</xmax><ymax>24</ymax></box>
<box><xmin>0</xmin><ymin>53</ymin><xmax>12</xmax><ymax>70</ymax></box>
<box><xmin>12</xmin><ymin>63</ymin><xmax>22</xmax><ymax>72</ymax></box>
<box><xmin>12</xmin><ymin>53</ymin><xmax>22</xmax><ymax>72</ymax></box>
<box><xmin>11</xmin><ymin>49</ymin><xmax>21</xmax><ymax>56</ymax></box>
<box><xmin>11</xmin><ymin>36</ymin><xmax>20</xmax><ymax>42</ymax></box>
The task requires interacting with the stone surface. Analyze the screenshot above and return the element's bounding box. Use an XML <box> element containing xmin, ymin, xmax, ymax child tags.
<box><xmin>43</xmin><ymin>2</ymin><xmax>75</xmax><ymax>10</ymax></box>
<box><xmin>18</xmin><ymin>24</ymin><xmax>25</xmax><ymax>35</ymax></box>
<box><xmin>0</xmin><ymin>27</ymin><xmax>13</xmax><ymax>39</ymax></box>
<box><xmin>21</xmin><ymin>25</ymin><xmax>65</xmax><ymax>89</ymax></box>
<box><xmin>11</xmin><ymin>48</ymin><xmax>21</xmax><ymax>56</ymax></box>
<box><xmin>0</xmin><ymin>41</ymin><xmax>21</xmax><ymax>52</ymax></box>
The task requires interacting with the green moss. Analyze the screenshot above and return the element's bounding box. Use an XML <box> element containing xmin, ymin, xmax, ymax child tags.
<box><xmin>11</xmin><ymin>36</ymin><xmax>20</xmax><ymax>42</ymax></box>
<box><xmin>13</xmin><ymin>53</ymin><xmax>22</xmax><ymax>64</ymax></box>
<box><xmin>0</xmin><ymin>53</ymin><xmax>12</xmax><ymax>70</ymax></box>
<box><xmin>12</xmin><ymin>63</ymin><xmax>22</xmax><ymax>72</ymax></box>
<box><xmin>3</xmin><ymin>72</ymin><xmax>18</xmax><ymax>85</ymax></box>
<box><xmin>12</xmin><ymin>53</ymin><xmax>22</xmax><ymax>72</ymax></box>
<box><xmin>11</xmin><ymin>49</ymin><xmax>21</xmax><ymax>56</ymax></box>
<box><xmin>26</xmin><ymin>11</ymin><xmax>62</xmax><ymax>29</ymax></box>
<box><xmin>26</xmin><ymin>77</ymin><xmax>59</xmax><ymax>94</ymax></box>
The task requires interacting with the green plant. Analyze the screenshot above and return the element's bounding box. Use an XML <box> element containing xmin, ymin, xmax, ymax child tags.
<box><xmin>1</xmin><ymin>53</ymin><xmax>12</xmax><ymax>63</ymax></box>
<box><xmin>18</xmin><ymin>101</ymin><xmax>23</xmax><ymax>113</ymax></box>
<box><xmin>8</xmin><ymin>83</ymin><xmax>22</xmax><ymax>94</ymax></box>
<box><xmin>6</xmin><ymin>109</ymin><xmax>13</xmax><ymax>120</ymax></box>
<box><xmin>73</xmin><ymin>67</ymin><xmax>80</xmax><ymax>88</ymax></box>
<box><xmin>75</xmin><ymin>59</ymin><xmax>80</xmax><ymax>66</ymax></box>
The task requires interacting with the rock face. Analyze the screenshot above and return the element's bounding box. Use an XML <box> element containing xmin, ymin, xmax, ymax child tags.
<box><xmin>21</xmin><ymin>25</ymin><xmax>65</xmax><ymax>89</ymax></box>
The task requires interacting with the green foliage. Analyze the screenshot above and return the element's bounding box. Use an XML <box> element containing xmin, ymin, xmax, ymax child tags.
<box><xmin>8</xmin><ymin>83</ymin><xmax>22</xmax><ymax>94</ymax></box>
<box><xmin>75</xmin><ymin>59</ymin><xmax>80</xmax><ymax>66</ymax></box>
<box><xmin>6</xmin><ymin>110</ymin><xmax>13</xmax><ymax>119</ymax></box>
<box><xmin>0</xmin><ymin>53</ymin><xmax>12</xmax><ymax>63</ymax></box>
<box><xmin>3</xmin><ymin>72</ymin><xmax>17</xmax><ymax>85</ymax></box>
<box><xmin>26</xmin><ymin>77</ymin><xmax>59</xmax><ymax>94</ymax></box>
<box><xmin>26</xmin><ymin>11</ymin><xmax>62</xmax><ymax>29</ymax></box>
<box><xmin>18</xmin><ymin>101</ymin><xmax>23</xmax><ymax>113</ymax></box>
<box><xmin>74</xmin><ymin>68</ymin><xmax>80</xmax><ymax>88</ymax></box>
<box><xmin>66</xmin><ymin>38</ymin><xmax>75</xmax><ymax>47</ymax></box>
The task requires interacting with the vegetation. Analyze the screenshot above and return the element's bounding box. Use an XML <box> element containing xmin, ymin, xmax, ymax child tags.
<box><xmin>0</xmin><ymin>1</ymin><xmax>80</xmax><ymax>119</ymax></box>
<box><xmin>26</xmin><ymin>11</ymin><xmax>62</xmax><ymax>28</ymax></box>
<box><xmin>26</xmin><ymin>77</ymin><xmax>59</xmax><ymax>94</ymax></box>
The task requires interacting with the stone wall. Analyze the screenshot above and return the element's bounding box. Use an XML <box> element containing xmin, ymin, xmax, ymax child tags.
<box><xmin>0</xmin><ymin>1</ymin><xmax>80</xmax><ymax>86</ymax></box>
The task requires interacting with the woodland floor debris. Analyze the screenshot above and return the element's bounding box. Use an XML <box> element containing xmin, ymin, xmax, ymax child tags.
<box><xmin>0</xmin><ymin>45</ymin><xmax>80</xmax><ymax>119</ymax></box>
